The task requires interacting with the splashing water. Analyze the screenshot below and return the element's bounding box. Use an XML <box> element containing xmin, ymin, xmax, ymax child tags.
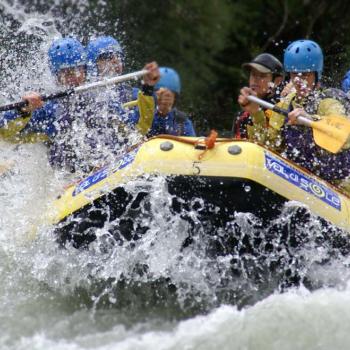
<box><xmin>1</xmin><ymin>1</ymin><xmax>350</xmax><ymax>349</ymax></box>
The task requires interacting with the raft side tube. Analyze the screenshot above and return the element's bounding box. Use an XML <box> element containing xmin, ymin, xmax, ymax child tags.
<box><xmin>46</xmin><ymin>138</ymin><xmax>350</xmax><ymax>232</ymax></box>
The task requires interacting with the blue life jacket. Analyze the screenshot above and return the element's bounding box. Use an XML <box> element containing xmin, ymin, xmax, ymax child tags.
<box><xmin>147</xmin><ymin>108</ymin><xmax>196</xmax><ymax>137</ymax></box>
<box><xmin>2</xmin><ymin>100</ymin><xmax>58</xmax><ymax>138</ymax></box>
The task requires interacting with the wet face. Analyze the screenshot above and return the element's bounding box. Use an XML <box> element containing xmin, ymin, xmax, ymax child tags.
<box><xmin>249</xmin><ymin>68</ymin><xmax>274</xmax><ymax>98</ymax></box>
<box><xmin>290</xmin><ymin>72</ymin><xmax>316</xmax><ymax>98</ymax></box>
<box><xmin>96</xmin><ymin>54</ymin><xmax>123</xmax><ymax>77</ymax></box>
<box><xmin>57</xmin><ymin>66</ymin><xmax>86</xmax><ymax>87</ymax></box>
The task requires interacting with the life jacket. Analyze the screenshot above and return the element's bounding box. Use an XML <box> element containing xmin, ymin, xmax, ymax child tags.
<box><xmin>233</xmin><ymin>111</ymin><xmax>252</xmax><ymax>139</ymax></box>
<box><xmin>146</xmin><ymin>107</ymin><xmax>195</xmax><ymax>137</ymax></box>
<box><xmin>173</xmin><ymin>108</ymin><xmax>187</xmax><ymax>136</ymax></box>
<box><xmin>233</xmin><ymin>84</ymin><xmax>284</xmax><ymax>139</ymax></box>
<box><xmin>287</xmin><ymin>88</ymin><xmax>350</xmax><ymax>116</ymax></box>
<box><xmin>282</xmin><ymin>90</ymin><xmax>350</xmax><ymax>181</ymax></box>
<box><xmin>321</xmin><ymin>88</ymin><xmax>350</xmax><ymax>115</ymax></box>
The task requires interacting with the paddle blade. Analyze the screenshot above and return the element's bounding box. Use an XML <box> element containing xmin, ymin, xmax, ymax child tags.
<box><xmin>311</xmin><ymin>115</ymin><xmax>350</xmax><ymax>153</ymax></box>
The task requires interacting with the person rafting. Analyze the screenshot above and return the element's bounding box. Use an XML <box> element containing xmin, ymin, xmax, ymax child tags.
<box><xmin>0</xmin><ymin>37</ymin><xmax>159</xmax><ymax>173</ymax></box>
<box><xmin>130</xmin><ymin>67</ymin><xmax>196</xmax><ymax>137</ymax></box>
<box><xmin>235</xmin><ymin>53</ymin><xmax>284</xmax><ymax>139</ymax></box>
<box><xmin>0</xmin><ymin>37</ymin><xmax>87</xmax><ymax>147</ymax></box>
<box><xmin>85</xmin><ymin>35</ymin><xmax>158</xmax><ymax>137</ymax></box>
<box><xmin>86</xmin><ymin>35</ymin><xmax>124</xmax><ymax>79</ymax></box>
<box><xmin>240</xmin><ymin>39</ymin><xmax>350</xmax><ymax>186</ymax></box>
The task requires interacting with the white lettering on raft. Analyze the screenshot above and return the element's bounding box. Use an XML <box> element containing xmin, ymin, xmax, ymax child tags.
<box><xmin>265</xmin><ymin>153</ymin><xmax>341</xmax><ymax>211</ymax></box>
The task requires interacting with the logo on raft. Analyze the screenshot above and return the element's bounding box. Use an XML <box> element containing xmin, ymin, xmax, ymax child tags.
<box><xmin>265</xmin><ymin>153</ymin><xmax>341</xmax><ymax>211</ymax></box>
<box><xmin>72</xmin><ymin>148</ymin><xmax>139</xmax><ymax>197</ymax></box>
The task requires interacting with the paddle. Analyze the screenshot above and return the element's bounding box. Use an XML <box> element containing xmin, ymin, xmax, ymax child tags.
<box><xmin>0</xmin><ymin>69</ymin><xmax>148</xmax><ymax>112</ymax></box>
<box><xmin>247</xmin><ymin>95</ymin><xmax>350</xmax><ymax>154</ymax></box>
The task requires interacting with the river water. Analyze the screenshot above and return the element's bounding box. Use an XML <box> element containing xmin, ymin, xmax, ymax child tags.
<box><xmin>1</xmin><ymin>1</ymin><xmax>350</xmax><ymax>349</ymax></box>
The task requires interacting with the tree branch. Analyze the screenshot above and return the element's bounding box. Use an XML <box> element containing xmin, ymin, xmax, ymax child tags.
<box><xmin>261</xmin><ymin>0</ymin><xmax>289</xmax><ymax>52</ymax></box>
<box><xmin>305</xmin><ymin>0</ymin><xmax>328</xmax><ymax>38</ymax></box>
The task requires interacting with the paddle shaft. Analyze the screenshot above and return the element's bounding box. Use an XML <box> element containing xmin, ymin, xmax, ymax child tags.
<box><xmin>247</xmin><ymin>95</ymin><xmax>312</xmax><ymax>127</ymax></box>
<box><xmin>0</xmin><ymin>69</ymin><xmax>148</xmax><ymax>112</ymax></box>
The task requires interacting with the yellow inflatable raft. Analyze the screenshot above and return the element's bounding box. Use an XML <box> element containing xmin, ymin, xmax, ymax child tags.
<box><xmin>45</xmin><ymin>136</ymin><xmax>350</xmax><ymax>247</ymax></box>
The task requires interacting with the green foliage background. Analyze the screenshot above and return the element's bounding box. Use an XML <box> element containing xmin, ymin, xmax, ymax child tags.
<box><xmin>91</xmin><ymin>0</ymin><xmax>350</xmax><ymax>134</ymax></box>
<box><xmin>2</xmin><ymin>0</ymin><xmax>350</xmax><ymax>135</ymax></box>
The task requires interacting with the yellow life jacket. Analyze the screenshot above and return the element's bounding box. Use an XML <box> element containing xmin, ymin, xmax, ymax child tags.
<box><xmin>0</xmin><ymin>114</ymin><xmax>49</xmax><ymax>143</ymax></box>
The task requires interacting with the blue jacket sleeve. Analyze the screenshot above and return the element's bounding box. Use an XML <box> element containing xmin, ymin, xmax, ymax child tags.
<box><xmin>1</xmin><ymin>109</ymin><xmax>27</xmax><ymax>127</ymax></box>
<box><xmin>1</xmin><ymin>101</ymin><xmax>58</xmax><ymax>140</ymax></box>
<box><xmin>24</xmin><ymin>101</ymin><xmax>58</xmax><ymax>138</ymax></box>
<box><xmin>125</xmin><ymin>108</ymin><xmax>141</xmax><ymax>126</ymax></box>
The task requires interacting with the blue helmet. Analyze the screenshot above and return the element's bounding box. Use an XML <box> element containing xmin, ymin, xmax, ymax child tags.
<box><xmin>48</xmin><ymin>38</ymin><xmax>86</xmax><ymax>75</ymax></box>
<box><xmin>284</xmin><ymin>39</ymin><xmax>324</xmax><ymax>80</ymax></box>
<box><xmin>154</xmin><ymin>67</ymin><xmax>181</xmax><ymax>94</ymax></box>
<box><xmin>342</xmin><ymin>70</ymin><xmax>350</xmax><ymax>93</ymax></box>
<box><xmin>86</xmin><ymin>36</ymin><xmax>123</xmax><ymax>75</ymax></box>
